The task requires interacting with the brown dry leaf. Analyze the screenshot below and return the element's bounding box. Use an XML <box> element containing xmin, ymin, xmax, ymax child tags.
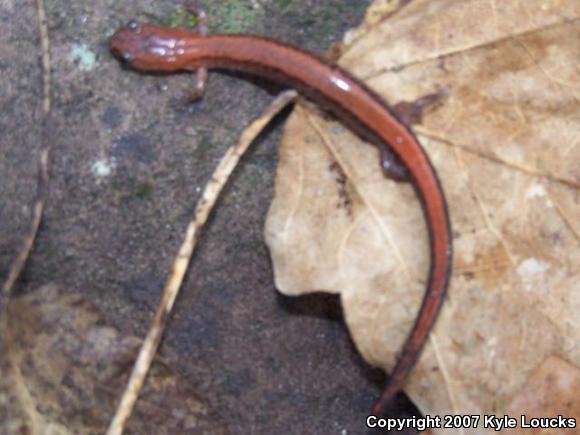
<box><xmin>265</xmin><ymin>0</ymin><xmax>580</xmax><ymax>429</ymax></box>
<box><xmin>0</xmin><ymin>284</ymin><xmax>226</xmax><ymax>435</ymax></box>
<box><xmin>507</xmin><ymin>356</ymin><xmax>580</xmax><ymax>433</ymax></box>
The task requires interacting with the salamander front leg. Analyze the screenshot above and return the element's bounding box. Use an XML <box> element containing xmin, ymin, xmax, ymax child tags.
<box><xmin>185</xmin><ymin>5</ymin><xmax>208</xmax><ymax>101</ymax></box>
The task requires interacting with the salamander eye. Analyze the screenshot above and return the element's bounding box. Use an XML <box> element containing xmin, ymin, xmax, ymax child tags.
<box><xmin>120</xmin><ymin>52</ymin><xmax>133</xmax><ymax>62</ymax></box>
<box><xmin>126</xmin><ymin>19</ymin><xmax>139</xmax><ymax>31</ymax></box>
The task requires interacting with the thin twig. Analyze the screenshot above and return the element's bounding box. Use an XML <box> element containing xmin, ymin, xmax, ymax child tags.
<box><xmin>0</xmin><ymin>0</ymin><xmax>52</xmax><ymax>432</ymax></box>
<box><xmin>106</xmin><ymin>90</ymin><xmax>297</xmax><ymax>435</ymax></box>
<box><xmin>1</xmin><ymin>0</ymin><xmax>52</xmax><ymax>299</ymax></box>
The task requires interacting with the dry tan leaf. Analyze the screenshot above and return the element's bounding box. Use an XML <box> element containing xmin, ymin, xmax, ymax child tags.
<box><xmin>0</xmin><ymin>284</ymin><xmax>226</xmax><ymax>435</ymax></box>
<box><xmin>265</xmin><ymin>0</ymin><xmax>580</xmax><ymax>428</ymax></box>
<box><xmin>506</xmin><ymin>356</ymin><xmax>580</xmax><ymax>433</ymax></box>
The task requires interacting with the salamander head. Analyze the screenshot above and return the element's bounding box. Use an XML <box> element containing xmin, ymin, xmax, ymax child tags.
<box><xmin>109</xmin><ymin>20</ymin><xmax>195</xmax><ymax>71</ymax></box>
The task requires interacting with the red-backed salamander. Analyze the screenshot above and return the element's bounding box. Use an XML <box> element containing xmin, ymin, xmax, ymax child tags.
<box><xmin>109</xmin><ymin>20</ymin><xmax>452</xmax><ymax>415</ymax></box>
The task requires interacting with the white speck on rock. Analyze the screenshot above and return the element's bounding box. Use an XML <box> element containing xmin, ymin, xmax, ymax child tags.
<box><xmin>69</xmin><ymin>43</ymin><xmax>97</xmax><ymax>71</ymax></box>
<box><xmin>91</xmin><ymin>159</ymin><xmax>115</xmax><ymax>180</ymax></box>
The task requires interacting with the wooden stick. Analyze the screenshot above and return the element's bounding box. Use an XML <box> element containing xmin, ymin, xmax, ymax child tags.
<box><xmin>1</xmin><ymin>0</ymin><xmax>52</xmax><ymax>300</ymax></box>
<box><xmin>106</xmin><ymin>90</ymin><xmax>297</xmax><ymax>435</ymax></box>
<box><xmin>0</xmin><ymin>1</ymin><xmax>52</xmax><ymax>432</ymax></box>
